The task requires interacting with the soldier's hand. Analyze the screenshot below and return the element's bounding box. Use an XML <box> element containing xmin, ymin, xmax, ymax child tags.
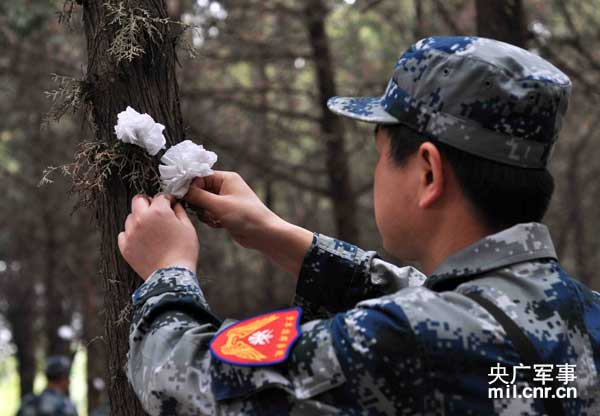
<box><xmin>118</xmin><ymin>194</ymin><xmax>199</xmax><ymax>280</ymax></box>
<box><xmin>185</xmin><ymin>171</ymin><xmax>312</xmax><ymax>276</ymax></box>
<box><xmin>184</xmin><ymin>171</ymin><xmax>281</xmax><ymax>250</ymax></box>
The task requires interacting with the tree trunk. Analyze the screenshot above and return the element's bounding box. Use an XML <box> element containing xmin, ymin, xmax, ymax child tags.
<box><xmin>475</xmin><ymin>0</ymin><xmax>528</xmax><ymax>47</ymax></box>
<box><xmin>568</xmin><ymin>157</ymin><xmax>589</xmax><ymax>283</ymax></box>
<box><xmin>43</xmin><ymin>210</ymin><xmax>72</xmax><ymax>358</ymax></box>
<box><xmin>414</xmin><ymin>0</ymin><xmax>425</xmax><ymax>39</ymax></box>
<box><xmin>254</xmin><ymin>6</ymin><xmax>280</xmax><ymax>310</ymax></box>
<box><xmin>81</xmin><ymin>255</ymin><xmax>108</xmax><ymax>414</ymax></box>
<box><xmin>7</xmin><ymin>301</ymin><xmax>36</xmax><ymax>398</ymax></box>
<box><xmin>565</xmin><ymin>128</ymin><xmax>594</xmax><ymax>285</ymax></box>
<box><xmin>81</xmin><ymin>1</ymin><xmax>185</xmax><ymax>414</ymax></box>
<box><xmin>303</xmin><ymin>0</ymin><xmax>360</xmax><ymax>244</ymax></box>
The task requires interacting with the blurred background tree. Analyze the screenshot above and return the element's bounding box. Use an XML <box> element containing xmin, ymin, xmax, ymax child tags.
<box><xmin>1</xmin><ymin>0</ymin><xmax>600</xmax><ymax>414</ymax></box>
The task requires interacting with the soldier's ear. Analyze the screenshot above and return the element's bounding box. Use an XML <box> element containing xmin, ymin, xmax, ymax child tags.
<box><xmin>417</xmin><ymin>142</ymin><xmax>444</xmax><ymax>209</ymax></box>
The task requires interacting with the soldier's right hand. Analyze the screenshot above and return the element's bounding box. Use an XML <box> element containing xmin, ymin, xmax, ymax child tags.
<box><xmin>185</xmin><ymin>171</ymin><xmax>312</xmax><ymax>276</ymax></box>
<box><xmin>185</xmin><ymin>171</ymin><xmax>282</xmax><ymax>250</ymax></box>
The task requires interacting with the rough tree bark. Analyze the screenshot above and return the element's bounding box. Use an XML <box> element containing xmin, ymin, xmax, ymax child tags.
<box><xmin>303</xmin><ymin>0</ymin><xmax>360</xmax><ymax>244</ymax></box>
<box><xmin>81</xmin><ymin>1</ymin><xmax>185</xmax><ymax>414</ymax></box>
<box><xmin>475</xmin><ymin>0</ymin><xmax>528</xmax><ymax>47</ymax></box>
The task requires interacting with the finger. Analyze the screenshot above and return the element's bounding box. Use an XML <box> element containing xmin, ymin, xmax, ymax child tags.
<box><xmin>173</xmin><ymin>203</ymin><xmax>193</xmax><ymax>225</ymax></box>
<box><xmin>155</xmin><ymin>192</ymin><xmax>176</xmax><ymax>204</ymax></box>
<box><xmin>185</xmin><ymin>186</ymin><xmax>222</xmax><ymax>212</ymax></box>
<box><xmin>152</xmin><ymin>193</ymin><xmax>176</xmax><ymax>212</ymax></box>
<box><xmin>125</xmin><ymin>213</ymin><xmax>135</xmax><ymax>233</ymax></box>
<box><xmin>131</xmin><ymin>194</ymin><xmax>150</xmax><ymax>215</ymax></box>
<box><xmin>190</xmin><ymin>177</ymin><xmax>207</xmax><ymax>191</ymax></box>
<box><xmin>117</xmin><ymin>232</ymin><xmax>126</xmax><ymax>255</ymax></box>
<box><xmin>190</xmin><ymin>171</ymin><xmax>227</xmax><ymax>194</ymax></box>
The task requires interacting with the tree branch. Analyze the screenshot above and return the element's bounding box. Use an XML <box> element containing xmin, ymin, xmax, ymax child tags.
<box><xmin>433</xmin><ymin>0</ymin><xmax>463</xmax><ymax>34</ymax></box>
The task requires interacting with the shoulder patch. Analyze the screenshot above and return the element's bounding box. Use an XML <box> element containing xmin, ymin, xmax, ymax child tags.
<box><xmin>210</xmin><ymin>307</ymin><xmax>302</xmax><ymax>366</ymax></box>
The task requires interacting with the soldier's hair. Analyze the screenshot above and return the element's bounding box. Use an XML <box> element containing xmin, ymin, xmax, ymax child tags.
<box><xmin>378</xmin><ymin>124</ymin><xmax>555</xmax><ymax>231</ymax></box>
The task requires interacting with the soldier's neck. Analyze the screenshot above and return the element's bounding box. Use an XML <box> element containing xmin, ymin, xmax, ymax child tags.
<box><xmin>419</xmin><ymin>207</ymin><xmax>494</xmax><ymax>276</ymax></box>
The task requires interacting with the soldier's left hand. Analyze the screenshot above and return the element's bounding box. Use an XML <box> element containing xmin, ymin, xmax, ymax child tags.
<box><xmin>118</xmin><ymin>194</ymin><xmax>199</xmax><ymax>280</ymax></box>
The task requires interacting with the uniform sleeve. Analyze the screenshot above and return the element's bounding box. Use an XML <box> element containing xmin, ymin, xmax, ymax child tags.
<box><xmin>127</xmin><ymin>267</ymin><xmax>421</xmax><ymax>416</ymax></box>
<box><xmin>293</xmin><ymin>233</ymin><xmax>426</xmax><ymax>320</ymax></box>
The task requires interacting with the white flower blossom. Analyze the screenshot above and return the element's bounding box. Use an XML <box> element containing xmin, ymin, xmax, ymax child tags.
<box><xmin>114</xmin><ymin>106</ymin><xmax>166</xmax><ymax>156</ymax></box>
<box><xmin>159</xmin><ymin>140</ymin><xmax>218</xmax><ymax>198</ymax></box>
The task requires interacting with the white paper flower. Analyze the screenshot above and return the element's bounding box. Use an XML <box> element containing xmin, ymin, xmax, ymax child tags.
<box><xmin>114</xmin><ymin>106</ymin><xmax>166</xmax><ymax>156</ymax></box>
<box><xmin>159</xmin><ymin>140</ymin><xmax>218</xmax><ymax>198</ymax></box>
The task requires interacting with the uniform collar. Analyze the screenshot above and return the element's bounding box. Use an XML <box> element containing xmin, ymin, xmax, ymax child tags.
<box><xmin>425</xmin><ymin>222</ymin><xmax>557</xmax><ymax>291</ymax></box>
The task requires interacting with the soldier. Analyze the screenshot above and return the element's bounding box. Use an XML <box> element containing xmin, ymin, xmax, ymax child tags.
<box><xmin>119</xmin><ymin>36</ymin><xmax>600</xmax><ymax>415</ymax></box>
<box><xmin>17</xmin><ymin>356</ymin><xmax>78</xmax><ymax>416</ymax></box>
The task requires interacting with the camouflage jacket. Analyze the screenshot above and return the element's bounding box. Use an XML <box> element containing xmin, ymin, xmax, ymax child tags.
<box><xmin>127</xmin><ymin>222</ymin><xmax>600</xmax><ymax>415</ymax></box>
<box><xmin>16</xmin><ymin>388</ymin><xmax>78</xmax><ymax>416</ymax></box>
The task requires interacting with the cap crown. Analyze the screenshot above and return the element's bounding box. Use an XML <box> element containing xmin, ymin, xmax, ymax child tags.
<box><xmin>329</xmin><ymin>36</ymin><xmax>572</xmax><ymax>168</ymax></box>
<box><xmin>46</xmin><ymin>355</ymin><xmax>71</xmax><ymax>378</ymax></box>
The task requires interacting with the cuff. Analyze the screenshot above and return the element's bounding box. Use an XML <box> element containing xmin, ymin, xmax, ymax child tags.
<box><xmin>132</xmin><ymin>267</ymin><xmax>204</xmax><ymax>305</ymax></box>
<box><xmin>131</xmin><ymin>267</ymin><xmax>220</xmax><ymax>335</ymax></box>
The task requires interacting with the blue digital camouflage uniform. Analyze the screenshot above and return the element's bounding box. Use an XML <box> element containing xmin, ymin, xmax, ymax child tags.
<box><xmin>16</xmin><ymin>388</ymin><xmax>78</xmax><ymax>416</ymax></box>
<box><xmin>127</xmin><ymin>223</ymin><xmax>600</xmax><ymax>415</ymax></box>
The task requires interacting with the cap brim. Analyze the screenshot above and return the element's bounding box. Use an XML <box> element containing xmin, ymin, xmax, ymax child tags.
<box><xmin>327</xmin><ymin>96</ymin><xmax>399</xmax><ymax>124</ymax></box>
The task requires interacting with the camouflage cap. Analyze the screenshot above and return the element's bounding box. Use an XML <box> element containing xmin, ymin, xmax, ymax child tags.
<box><xmin>328</xmin><ymin>36</ymin><xmax>571</xmax><ymax>169</ymax></box>
<box><xmin>46</xmin><ymin>355</ymin><xmax>71</xmax><ymax>379</ymax></box>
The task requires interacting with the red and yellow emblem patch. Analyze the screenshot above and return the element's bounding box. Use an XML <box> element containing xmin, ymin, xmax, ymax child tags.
<box><xmin>209</xmin><ymin>307</ymin><xmax>302</xmax><ymax>366</ymax></box>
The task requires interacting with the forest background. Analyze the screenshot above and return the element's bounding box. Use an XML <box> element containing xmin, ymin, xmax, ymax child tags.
<box><xmin>1</xmin><ymin>0</ymin><xmax>600</xmax><ymax>415</ymax></box>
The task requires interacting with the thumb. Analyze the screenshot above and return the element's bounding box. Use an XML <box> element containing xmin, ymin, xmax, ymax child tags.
<box><xmin>173</xmin><ymin>203</ymin><xmax>193</xmax><ymax>225</ymax></box>
<box><xmin>117</xmin><ymin>232</ymin><xmax>127</xmax><ymax>256</ymax></box>
<box><xmin>185</xmin><ymin>185</ymin><xmax>221</xmax><ymax>212</ymax></box>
